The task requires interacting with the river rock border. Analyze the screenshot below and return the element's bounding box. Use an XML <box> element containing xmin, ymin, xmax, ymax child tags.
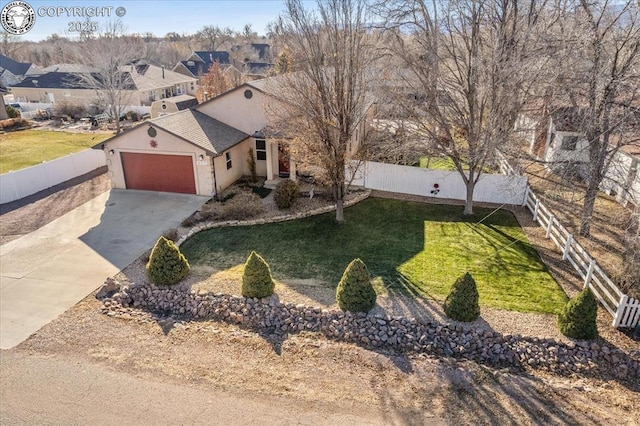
<box><xmin>174</xmin><ymin>189</ymin><xmax>372</xmax><ymax>247</ymax></box>
<box><xmin>100</xmin><ymin>280</ymin><xmax>639</xmax><ymax>387</ymax></box>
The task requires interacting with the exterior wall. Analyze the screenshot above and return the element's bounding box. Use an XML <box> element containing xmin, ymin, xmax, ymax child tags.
<box><xmin>602</xmin><ymin>150</ymin><xmax>640</xmax><ymax>206</ymax></box>
<box><xmin>544</xmin><ymin>119</ymin><xmax>590</xmax><ymax>164</ymax></box>
<box><xmin>103</xmin><ymin>125</ymin><xmax>214</xmax><ymax>196</ymax></box>
<box><xmin>9</xmin><ymin>87</ymin><xmax>102</xmax><ymax>104</ymax></box>
<box><xmin>150</xmin><ymin>101</ymin><xmax>180</xmax><ymax>119</ymax></box>
<box><xmin>196</xmin><ymin>85</ymin><xmax>269</xmax><ymax>135</ymax></box>
<box><xmin>1</xmin><ymin>71</ymin><xmax>21</xmax><ymax>87</ymax></box>
<box><xmin>211</xmin><ymin>138</ymin><xmax>252</xmax><ymax>191</ymax></box>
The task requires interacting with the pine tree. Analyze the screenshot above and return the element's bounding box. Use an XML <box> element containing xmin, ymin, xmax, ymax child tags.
<box><xmin>242</xmin><ymin>251</ymin><xmax>275</xmax><ymax>298</ymax></box>
<box><xmin>443</xmin><ymin>272</ymin><xmax>480</xmax><ymax>322</ymax></box>
<box><xmin>558</xmin><ymin>288</ymin><xmax>598</xmax><ymax>340</ymax></box>
<box><xmin>336</xmin><ymin>258</ymin><xmax>376</xmax><ymax>313</ymax></box>
<box><xmin>146</xmin><ymin>236</ymin><xmax>190</xmax><ymax>286</ymax></box>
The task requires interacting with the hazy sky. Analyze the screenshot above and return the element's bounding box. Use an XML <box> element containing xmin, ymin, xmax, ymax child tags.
<box><xmin>11</xmin><ymin>0</ymin><xmax>311</xmax><ymax>41</ymax></box>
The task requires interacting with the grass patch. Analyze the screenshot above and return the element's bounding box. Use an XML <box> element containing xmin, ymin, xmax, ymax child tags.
<box><xmin>0</xmin><ymin>130</ymin><xmax>111</xmax><ymax>173</ymax></box>
<box><xmin>181</xmin><ymin>198</ymin><xmax>568</xmax><ymax>314</ymax></box>
<box><xmin>419</xmin><ymin>156</ymin><xmax>457</xmax><ymax>171</ymax></box>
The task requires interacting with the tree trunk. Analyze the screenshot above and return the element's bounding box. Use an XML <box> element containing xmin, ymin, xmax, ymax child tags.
<box><xmin>463</xmin><ymin>181</ymin><xmax>475</xmax><ymax>215</ymax></box>
<box><xmin>335</xmin><ymin>198</ymin><xmax>345</xmax><ymax>223</ymax></box>
<box><xmin>580</xmin><ymin>181</ymin><xmax>599</xmax><ymax>236</ymax></box>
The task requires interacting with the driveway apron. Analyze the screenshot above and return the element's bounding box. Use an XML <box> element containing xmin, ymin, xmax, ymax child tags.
<box><xmin>0</xmin><ymin>189</ymin><xmax>207</xmax><ymax>349</ymax></box>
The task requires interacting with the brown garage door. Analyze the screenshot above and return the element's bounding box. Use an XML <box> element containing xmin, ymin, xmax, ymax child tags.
<box><xmin>121</xmin><ymin>152</ymin><xmax>196</xmax><ymax>194</ymax></box>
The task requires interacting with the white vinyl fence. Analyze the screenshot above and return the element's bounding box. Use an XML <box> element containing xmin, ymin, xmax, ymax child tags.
<box><xmin>348</xmin><ymin>161</ymin><xmax>528</xmax><ymax>205</ymax></box>
<box><xmin>497</xmin><ymin>152</ymin><xmax>640</xmax><ymax>328</ymax></box>
<box><xmin>0</xmin><ymin>149</ymin><xmax>107</xmax><ymax>204</ymax></box>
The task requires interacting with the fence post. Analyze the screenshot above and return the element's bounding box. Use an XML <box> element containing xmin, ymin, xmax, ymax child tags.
<box><xmin>584</xmin><ymin>259</ymin><xmax>595</xmax><ymax>289</ymax></box>
<box><xmin>612</xmin><ymin>294</ymin><xmax>628</xmax><ymax>328</ymax></box>
<box><xmin>545</xmin><ymin>215</ymin><xmax>554</xmax><ymax>238</ymax></box>
<box><xmin>562</xmin><ymin>234</ymin><xmax>573</xmax><ymax>260</ymax></box>
<box><xmin>533</xmin><ymin>199</ymin><xmax>540</xmax><ymax>221</ymax></box>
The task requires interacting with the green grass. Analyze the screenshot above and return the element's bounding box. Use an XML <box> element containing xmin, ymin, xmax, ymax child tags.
<box><xmin>0</xmin><ymin>130</ymin><xmax>111</xmax><ymax>173</ymax></box>
<box><xmin>181</xmin><ymin>198</ymin><xmax>568</xmax><ymax>314</ymax></box>
<box><xmin>419</xmin><ymin>156</ymin><xmax>458</xmax><ymax>171</ymax></box>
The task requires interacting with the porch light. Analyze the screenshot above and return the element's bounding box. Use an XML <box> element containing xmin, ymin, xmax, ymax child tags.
<box><xmin>198</xmin><ymin>154</ymin><xmax>204</xmax><ymax>160</ymax></box>
<box><xmin>109</xmin><ymin>149</ymin><xmax>115</xmax><ymax>155</ymax></box>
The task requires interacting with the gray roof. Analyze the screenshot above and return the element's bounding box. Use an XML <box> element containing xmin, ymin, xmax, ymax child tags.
<box><xmin>155</xmin><ymin>94</ymin><xmax>198</xmax><ymax>110</ymax></box>
<box><xmin>0</xmin><ymin>54</ymin><xmax>34</xmax><ymax>76</ymax></box>
<box><xmin>150</xmin><ymin>109</ymin><xmax>249</xmax><ymax>155</ymax></box>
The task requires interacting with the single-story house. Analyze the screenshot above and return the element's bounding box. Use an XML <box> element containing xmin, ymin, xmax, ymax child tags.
<box><xmin>97</xmin><ymin>74</ymin><xmax>370</xmax><ymax>196</ymax></box>
<box><xmin>150</xmin><ymin>94</ymin><xmax>198</xmax><ymax>118</ymax></box>
<box><xmin>10</xmin><ymin>61</ymin><xmax>198</xmax><ymax>106</ymax></box>
<box><xmin>0</xmin><ymin>54</ymin><xmax>40</xmax><ymax>89</ymax></box>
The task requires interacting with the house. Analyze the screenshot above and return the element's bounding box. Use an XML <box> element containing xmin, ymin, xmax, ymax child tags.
<box><xmin>242</xmin><ymin>62</ymin><xmax>274</xmax><ymax>80</ymax></box>
<box><xmin>9</xmin><ymin>61</ymin><xmax>198</xmax><ymax>106</ymax></box>
<box><xmin>173</xmin><ymin>51</ymin><xmax>231</xmax><ymax>79</ymax></box>
<box><xmin>0</xmin><ymin>54</ymin><xmax>40</xmax><ymax>89</ymax></box>
<box><xmin>150</xmin><ymin>94</ymin><xmax>198</xmax><ymax>119</ymax></box>
<box><xmin>97</xmin><ymin>74</ymin><xmax>370</xmax><ymax>196</ymax></box>
<box><xmin>526</xmin><ymin>105</ymin><xmax>640</xmax><ymax>206</ymax></box>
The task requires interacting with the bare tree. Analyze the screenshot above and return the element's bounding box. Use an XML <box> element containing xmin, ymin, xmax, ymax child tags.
<box><xmin>0</xmin><ymin>31</ymin><xmax>20</xmax><ymax>57</ymax></box>
<box><xmin>195</xmin><ymin>25</ymin><xmax>234</xmax><ymax>51</ymax></box>
<box><xmin>379</xmin><ymin>0</ymin><xmax>550</xmax><ymax>214</ymax></box>
<box><xmin>269</xmin><ymin>0</ymin><xmax>377</xmax><ymax>223</ymax></box>
<box><xmin>551</xmin><ymin>0</ymin><xmax>640</xmax><ymax>236</ymax></box>
<box><xmin>72</xmin><ymin>20</ymin><xmax>146</xmax><ymax>134</ymax></box>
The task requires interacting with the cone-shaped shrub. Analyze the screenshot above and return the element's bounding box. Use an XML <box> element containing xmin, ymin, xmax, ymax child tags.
<box><xmin>242</xmin><ymin>251</ymin><xmax>275</xmax><ymax>298</ymax></box>
<box><xmin>336</xmin><ymin>258</ymin><xmax>376</xmax><ymax>313</ymax></box>
<box><xmin>558</xmin><ymin>287</ymin><xmax>598</xmax><ymax>340</ymax></box>
<box><xmin>146</xmin><ymin>236</ymin><xmax>190</xmax><ymax>286</ymax></box>
<box><xmin>443</xmin><ymin>272</ymin><xmax>480</xmax><ymax>322</ymax></box>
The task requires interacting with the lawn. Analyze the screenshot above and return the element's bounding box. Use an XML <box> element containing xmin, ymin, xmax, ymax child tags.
<box><xmin>0</xmin><ymin>130</ymin><xmax>111</xmax><ymax>173</ymax></box>
<box><xmin>181</xmin><ymin>198</ymin><xmax>568</xmax><ymax>314</ymax></box>
<box><xmin>419</xmin><ymin>156</ymin><xmax>457</xmax><ymax>171</ymax></box>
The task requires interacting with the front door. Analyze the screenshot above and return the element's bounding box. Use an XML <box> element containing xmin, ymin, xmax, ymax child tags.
<box><xmin>278</xmin><ymin>144</ymin><xmax>290</xmax><ymax>177</ymax></box>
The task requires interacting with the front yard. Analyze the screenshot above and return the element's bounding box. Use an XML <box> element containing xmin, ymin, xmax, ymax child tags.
<box><xmin>0</xmin><ymin>130</ymin><xmax>111</xmax><ymax>173</ymax></box>
<box><xmin>181</xmin><ymin>198</ymin><xmax>568</xmax><ymax>314</ymax></box>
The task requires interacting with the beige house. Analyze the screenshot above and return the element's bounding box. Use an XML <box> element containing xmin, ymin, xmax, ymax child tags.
<box><xmin>10</xmin><ymin>62</ymin><xmax>197</xmax><ymax>107</ymax></box>
<box><xmin>150</xmin><ymin>95</ymin><xmax>198</xmax><ymax>119</ymax></box>
<box><xmin>97</xmin><ymin>75</ymin><xmax>370</xmax><ymax>196</ymax></box>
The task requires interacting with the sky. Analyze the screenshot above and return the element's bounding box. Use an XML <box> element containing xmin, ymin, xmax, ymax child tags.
<box><xmin>7</xmin><ymin>0</ymin><xmax>308</xmax><ymax>42</ymax></box>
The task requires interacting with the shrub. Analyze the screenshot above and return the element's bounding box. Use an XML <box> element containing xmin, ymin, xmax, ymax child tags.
<box><xmin>443</xmin><ymin>272</ymin><xmax>480</xmax><ymax>322</ymax></box>
<box><xmin>0</xmin><ymin>118</ymin><xmax>30</xmax><ymax>130</ymax></box>
<box><xmin>53</xmin><ymin>100</ymin><xmax>86</xmax><ymax>120</ymax></box>
<box><xmin>557</xmin><ymin>288</ymin><xmax>598</xmax><ymax>340</ymax></box>
<box><xmin>6</xmin><ymin>105</ymin><xmax>19</xmax><ymax>118</ymax></box>
<box><xmin>274</xmin><ymin>179</ymin><xmax>299</xmax><ymax>209</ymax></box>
<box><xmin>247</xmin><ymin>148</ymin><xmax>257</xmax><ymax>182</ymax></box>
<box><xmin>181</xmin><ymin>216</ymin><xmax>197</xmax><ymax>228</ymax></box>
<box><xmin>336</xmin><ymin>258</ymin><xmax>376</xmax><ymax>313</ymax></box>
<box><xmin>145</xmin><ymin>236</ymin><xmax>190</xmax><ymax>286</ymax></box>
<box><xmin>242</xmin><ymin>251</ymin><xmax>275</xmax><ymax>298</ymax></box>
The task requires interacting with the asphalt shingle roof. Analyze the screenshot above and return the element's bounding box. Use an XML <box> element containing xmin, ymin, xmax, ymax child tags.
<box><xmin>0</xmin><ymin>54</ymin><xmax>33</xmax><ymax>76</ymax></box>
<box><xmin>11</xmin><ymin>71</ymin><xmax>137</xmax><ymax>90</ymax></box>
<box><xmin>150</xmin><ymin>109</ymin><xmax>249</xmax><ymax>155</ymax></box>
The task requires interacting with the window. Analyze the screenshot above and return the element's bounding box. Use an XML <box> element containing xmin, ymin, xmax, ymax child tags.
<box><xmin>244</xmin><ymin>89</ymin><xmax>253</xmax><ymax>99</ymax></box>
<box><xmin>560</xmin><ymin>136</ymin><xmax>579</xmax><ymax>150</ymax></box>
<box><xmin>226</xmin><ymin>152</ymin><xmax>232</xmax><ymax>169</ymax></box>
<box><xmin>255</xmin><ymin>139</ymin><xmax>267</xmax><ymax>161</ymax></box>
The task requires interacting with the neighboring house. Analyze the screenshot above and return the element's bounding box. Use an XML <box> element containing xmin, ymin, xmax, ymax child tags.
<box><xmin>0</xmin><ymin>54</ymin><xmax>40</xmax><ymax>88</ymax></box>
<box><xmin>525</xmin><ymin>105</ymin><xmax>640</xmax><ymax>207</ymax></box>
<box><xmin>173</xmin><ymin>51</ymin><xmax>231</xmax><ymax>80</ymax></box>
<box><xmin>10</xmin><ymin>61</ymin><xmax>197</xmax><ymax>106</ymax></box>
<box><xmin>97</xmin><ymin>74</ymin><xmax>370</xmax><ymax>196</ymax></box>
<box><xmin>242</xmin><ymin>62</ymin><xmax>274</xmax><ymax>80</ymax></box>
<box><xmin>150</xmin><ymin>94</ymin><xmax>198</xmax><ymax>118</ymax></box>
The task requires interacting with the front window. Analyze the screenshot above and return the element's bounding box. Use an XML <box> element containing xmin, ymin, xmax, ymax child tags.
<box><xmin>226</xmin><ymin>152</ymin><xmax>232</xmax><ymax>169</ymax></box>
<box><xmin>255</xmin><ymin>139</ymin><xmax>267</xmax><ymax>161</ymax></box>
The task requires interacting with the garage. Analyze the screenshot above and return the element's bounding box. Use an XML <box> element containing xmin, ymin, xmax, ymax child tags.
<box><xmin>121</xmin><ymin>152</ymin><xmax>196</xmax><ymax>194</ymax></box>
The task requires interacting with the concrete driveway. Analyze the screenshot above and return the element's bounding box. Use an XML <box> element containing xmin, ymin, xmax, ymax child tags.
<box><xmin>0</xmin><ymin>189</ymin><xmax>207</xmax><ymax>349</ymax></box>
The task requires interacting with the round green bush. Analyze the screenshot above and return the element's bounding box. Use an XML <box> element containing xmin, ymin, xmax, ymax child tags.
<box><xmin>274</xmin><ymin>179</ymin><xmax>299</xmax><ymax>209</ymax></box>
<box><xmin>146</xmin><ymin>236</ymin><xmax>190</xmax><ymax>286</ymax></box>
<box><xmin>336</xmin><ymin>258</ymin><xmax>377</xmax><ymax>313</ymax></box>
<box><xmin>242</xmin><ymin>251</ymin><xmax>275</xmax><ymax>298</ymax></box>
<box><xmin>443</xmin><ymin>272</ymin><xmax>480</xmax><ymax>322</ymax></box>
<box><xmin>557</xmin><ymin>287</ymin><xmax>598</xmax><ymax>340</ymax></box>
